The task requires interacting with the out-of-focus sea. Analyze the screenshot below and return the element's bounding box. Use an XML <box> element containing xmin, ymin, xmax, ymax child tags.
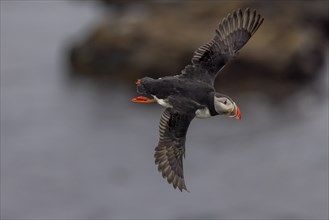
<box><xmin>1</xmin><ymin>1</ymin><xmax>328</xmax><ymax>219</ymax></box>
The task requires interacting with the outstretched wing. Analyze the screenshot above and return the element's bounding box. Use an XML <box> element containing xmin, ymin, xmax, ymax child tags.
<box><xmin>180</xmin><ymin>8</ymin><xmax>264</xmax><ymax>86</ymax></box>
<box><xmin>154</xmin><ymin>108</ymin><xmax>195</xmax><ymax>191</ymax></box>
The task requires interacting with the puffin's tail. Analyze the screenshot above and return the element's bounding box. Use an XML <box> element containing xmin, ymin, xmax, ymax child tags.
<box><xmin>132</xmin><ymin>77</ymin><xmax>157</xmax><ymax>103</ymax></box>
<box><xmin>136</xmin><ymin>77</ymin><xmax>155</xmax><ymax>95</ymax></box>
<box><xmin>136</xmin><ymin>80</ymin><xmax>146</xmax><ymax>94</ymax></box>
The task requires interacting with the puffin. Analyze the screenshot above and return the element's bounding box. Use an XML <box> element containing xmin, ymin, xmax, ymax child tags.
<box><xmin>131</xmin><ymin>8</ymin><xmax>264</xmax><ymax>191</ymax></box>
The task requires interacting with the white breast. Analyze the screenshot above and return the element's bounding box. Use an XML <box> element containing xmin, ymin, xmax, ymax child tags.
<box><xmin>195</xmin><ymin>107</ymin><xmax>211</xmax><ymax>119</ymax></box>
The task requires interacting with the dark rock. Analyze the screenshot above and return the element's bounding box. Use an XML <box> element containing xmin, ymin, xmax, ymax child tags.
<box><xmin>68</xmin><ymin>1</ymin><xmax>328</xmax><ymax>100</ymax></box>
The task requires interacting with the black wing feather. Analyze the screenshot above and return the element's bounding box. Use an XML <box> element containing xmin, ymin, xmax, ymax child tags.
<box><xmin>180</xmin><ymin>8</ymin><xmax>264</xmax><ymax>86</ymax></box>
<box><xmin>154</xmin><ymin>108</ymin><xmax>195</xmax><ymax>192</ymax></box>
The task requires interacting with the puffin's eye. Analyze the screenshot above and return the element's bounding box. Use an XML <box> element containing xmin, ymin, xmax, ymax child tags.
<box><xmin>223</xmin><ymin>100</ymin><xmax>227</xmax><ymax>105</ymax></box>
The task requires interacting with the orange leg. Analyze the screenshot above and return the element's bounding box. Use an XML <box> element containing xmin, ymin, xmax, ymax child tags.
<box><xmin>131</xmin><ymin>96</ymin><xmax>157</xmax><ymax>103</ymax></box>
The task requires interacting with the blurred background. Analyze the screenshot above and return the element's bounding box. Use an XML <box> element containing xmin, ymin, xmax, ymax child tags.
<box><xmin>1</xmin><ymin>0</ymin><xmax>328</xmax><ymax>219</ymax></box>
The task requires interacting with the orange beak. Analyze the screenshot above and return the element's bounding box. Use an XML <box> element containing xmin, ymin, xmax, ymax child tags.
<box><xmin>234</xmin><ymin>106</ymin><xmax>241</xmax><ymax>120</ymax></box>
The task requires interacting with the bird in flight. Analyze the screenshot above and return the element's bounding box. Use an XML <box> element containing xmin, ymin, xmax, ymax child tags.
<box><xmin>131</xmin><ymin>8</ymin><xmax>264</xmax><ymax>191</ymax></box>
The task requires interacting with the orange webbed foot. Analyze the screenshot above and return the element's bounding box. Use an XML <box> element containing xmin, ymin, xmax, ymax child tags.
<box><xmin>131</xmin><ymin>96</ymin><xmax>157</xmax><ymax>103</ymax></box>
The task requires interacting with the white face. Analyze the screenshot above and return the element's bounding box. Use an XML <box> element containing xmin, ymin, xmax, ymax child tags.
<box><xmin>214</xmin><ymin>96</ymin><xmax>236</xmax><ymax>116</ymax></box>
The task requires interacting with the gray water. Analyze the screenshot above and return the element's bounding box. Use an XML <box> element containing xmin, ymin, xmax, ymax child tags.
<box><xmin>1</xmin><ymin>1</ymin><xmax>328</xmax><ymax>219</ymax></box>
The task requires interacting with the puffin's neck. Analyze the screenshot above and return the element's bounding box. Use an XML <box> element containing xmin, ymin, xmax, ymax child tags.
<box><xmin>207</xmin><ymin>92</ymin><xmax>218</xmax><ymax>116</ymax></box>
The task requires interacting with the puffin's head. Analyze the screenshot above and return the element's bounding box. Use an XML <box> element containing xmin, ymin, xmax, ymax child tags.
<box><xmin>214</xmin><ymin>93</ymin><xmax>241</xmax><ymax>120</ymax></box>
